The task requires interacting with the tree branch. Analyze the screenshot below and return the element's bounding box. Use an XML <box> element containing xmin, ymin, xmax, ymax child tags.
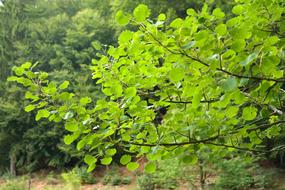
<box><xmin>141</xmin><ymin>25</ymin><xmax>285</xmax><ymax>83</ymax></box>
<box><xmin>247</xmin><ymin>120</ymin><xmax>285</xmax><ymax>132</ymax></box>
<box><xmin>164</xmin><ymin>98</ymin><xmax>220</xmax><ymax>104</ymax></box>
<box><xmin>126</xmin><ymin>134</ymin><xmax>219</xmax><ymax>147</ymax></box>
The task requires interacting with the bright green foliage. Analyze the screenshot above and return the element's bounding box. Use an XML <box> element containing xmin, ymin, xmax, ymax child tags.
<box><xmin>120</xmin><ymin>155</ymin><xmax>132</xmax><ymax>165</ymax></box>
<box><xmin>115</xmin><ymin>10</ymin><xmax>131</xmax><ymax>26</ymax></box>
<box><xmin>101</xmin><ymin>157</ymin><xmax>113</xmax><ymax>165</ymax></box>
<box><xmin>10</xmin><ymin>0</ymin><xmax>285</xmax><ymax>172</ymax></box>
<box><xmin>144</xmin><ymin>162</ymin><xmax>156</xmax><ymax>173</ymax></box>
<box><xmin>127</xmin><ymin>162</ymin><xmax>139</xmax><ymax>171</ymax></box>
<box><xmin>242</xmin><ymin>106</ymin><xmax>258</xmax><ymax>121</ymax></box>
<box><xmin>133</xmin><ymin>4</ymin><xmax>150</xmax><ymax>22</ymax></box>
<box><xmin>214</xmin><ymin>157</ymin><xmax>275</xmax><ymax>189</ymax></box>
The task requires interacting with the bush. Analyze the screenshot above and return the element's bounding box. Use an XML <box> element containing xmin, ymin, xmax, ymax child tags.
<box><xmin>0</xmin><ymin>178</ymin><xmax>27</xmax><ymax>190</ymax></box>
<box><xmin>137</xmin><ymin>159</ymin><xmax>180</xmax><ymax>190</ymax></box>
<box><xmin>214</xmin><ymin>157</ymin><xmax>275</xmax><ymax>190</ymax></box>
<box><xmin>102</xmin><ymin>167</ymin><xmax>132</xmax><ymax>186</ymax></box>
<box><xmin>102</xmin><ymin>174</ymin><xmax>112</xmax><ymax>185</ymax></box>
<box><xmin>253</xmin><ymin>168</ymin><xmax>275</xmax><ymax>189</ymax></box>
<box><xmin>72</xmin><ymin>167</ymin><xmax>97</xmax><ymax>184</ymax></box>
<box><xmin>45</xmin><ymin>172</ymin><xmax>60</xmax><ymax>185</ymax></box>
<box><xmin>61</xmin><ymin>170</ymin><xmax>81</xmax><ymax>190</ymax></box>
<box><xmin>110</xmin><ymin>175</ymin><xmax>132</xmax><ymax>186</ymax></box>
<box><xmin>137</xmin><ymin>174</ymin><xmax>155</xmax><ymax>190</ymax></box>
<box><xmin>121</xmin><ymin>176</ymin><xmax>132</xmax><ymax>185</ymax></box>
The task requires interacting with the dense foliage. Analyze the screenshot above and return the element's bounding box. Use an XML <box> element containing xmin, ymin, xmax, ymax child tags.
<box><xmin>1</xmin><ymin>0</ymin><xmax>226</xmax><ymax>174</ymax></box>
<box><xmin>8</xmin><ymin>0</ymin><xmax>285</xmax><ymax>175</ymax></box>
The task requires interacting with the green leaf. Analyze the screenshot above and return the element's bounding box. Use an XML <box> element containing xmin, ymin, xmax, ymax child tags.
<box><xmin>63</xmin><ymin>135</ymin><xmax>76</xmax><ymax>145</ymax></box>
<box><xmin>127</xmin><ymin>162</ymin><xmax>139</xmax><ymax>171</ymax></box>
<box><xmin>84</xmin><ymin>155</ymin><xmax>97</xmax><ymax>166</ymax></box>
<box><xmin>35</xmin><ymin>109</ymin><xmax>50</xmax><ymax>121</ymax></box>
<box><xmin>125</xmin><ymin>87</ymin><xmax>137</xmax><ymax>98</ymax></box>
<box><xmin>21</xmin><ymin>62</ymin><xmax>32</xmax><ymax>69</ymax></box>
<box><xmin>169</xmin><ymin>68</ymin><xmax>185</xmax><ymax>83</ymax></box>
<box><xmin>7</xmin><ymin>76</ymin><xmax>19</xmax><ymax>82</ymax></box>
<box><xmin>87</xmin><ymin>163</ymin><xmax>96</xmax><ymax>173</ymax></box>
<box><xmin>215</xmin><ymin>24</ymin><xmax>227</xmax><ymax>36</ymax></box>
<box><xmin>25</xmin><ymin>71</ymin><xmax>36</xmax><ymax>79</ymax></box>
<box><xmin>63</xmin><ymin>111</ymin><xmax>74</xmax><ymax>120</ymax></box>
<box><xmin>65</xmin><ymin>121</ymin><xmax>78</xmax><ymax>132</ymax></box>
<box><xmin>118</xmin><ymin>30</ymin><xmax>133</xmax><ymax>44</ymax></box>
<box><xmin>144</xmin><ymin>162</ymin><xmax>156</xmax><ymax>173</ymax></box>
<box><xmin>222</xmin><ymin>77</ymin><xmax>237</xmax><ymax>91</ymax></box>
<box><xmin>115</xmin><ymin>10</ymin><xmax>130</xmax><ymax>25</ymax></box>
<box><xmin>91</xmin><ymin>41</ymin><xmax>101</xmax><ymax>50</ymax></box>
<box><xmin>133</xmin><ymin>4</ymin><xmax>150</xmax><ymax>22</ymax></box>
<box><xmin>158</xmin><ymin>13</ymin><xmax>166</xmax><ymax>21</ymax></box>
<box><xmin>192</xmin><ymin>91</ymin><xmax>202</xmax><ymax>109</ymax></box>
<box><xmin>240</xmin><ymin>53</ymin><xmax>258</xmax><ymax>66</ymax></box>
<box><xmin>232</xmin><ymin>5</ymin><xmax>244</xmax><ymax>15</ymax></box>
<box><xmin>264</xmin><ymin>36</ymin><xmax>279</xmax><ymax>46</ymax></box>
<box><xmin>17</xmin><ymin>78</ymin><xmax>32</xmax><ymax>87</ymax></box>
<box><xmin>231</xmin><ymin>39</ymin><xmax>246</xmax><ymax>52</ymax></box>
<box><xmin>59</xmin><ymin>81</ymin><xmax>69</xmax><ymax>90</ymax></box>
<box><xmin>242</xmin><ymin>106</ymin><xmax>258</xmax><ymax>121</ymax></box>
<box><xmin>170</xmin><ymin>18</ymin><xmax>183</xmax><ymax>28</ymax></box>
<box><xmin>77</xmin><ymin>139</ymin><xmax>86</xmax><ymax>150</ymax></box>
<box><xmin>227</xmin><ymin>106</ymin><xmax>239</xmax><ymax>117</ymax></box>
<box><xmin>222</xmin><ymin>50</ymin><xmax>236</xmax><ymax>61</ymax></box>
<box><xmin>110</xmin><ymin>82</ymin><xmax>123</xmax><ymax>97</ymax></box>
<box><xmin>182</xmin><ymin>41</ymin><xmax>195</xmax><ymax>50</ymax></box>
<box><xmin>182</xmin><ymin>155</ymin><xmax>198</xmax><ymax>164</ymax></box>
<box><xmin>212</xmin><ymin>8</ymin><xmax>225</xmax><ymax>19</ymax></box>
<box><xmin>13</xmin><ymin>67</ymin><xmax>25</xmax><ymax>76</ymax></box>
<box><xmin>186</xmin><ymin>8</ymin><xmax>196</xmax><ymax>16</ymax></box>
<box><xmin>101</xmin><ymin>157</ymin><xmax>112</xmax><ymax>165</ymax></box>
<box><xmin>120</xmin><ymin>155</ymin><xmax>131</xmax><ymax>165</ymax></box>
<box><xmin>80</xmin><ymin>97</ymin><xmax>92</xmax><ymax>105</ymax></box>
<box><xmin>24</xmin><ymin>105</ymin><xmax>35</xmax><ymax>112</ymax></box>
<box><xmin>39</xmin><ymin>72</ymin><xmax>49</xmax><ymax>80</ymax></box>
<box><xmin>106</xmin><ymin>148</ymin><xmax>117</xmax><ymax>156</ymax></box>
<box><xmin>25</xmin><ymin>92</ymin><xmax>39</xmax><ymax>101</ymax></box>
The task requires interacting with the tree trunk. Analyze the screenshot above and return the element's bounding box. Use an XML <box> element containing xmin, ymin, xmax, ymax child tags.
<box><xmin>9</xmin><ymin>153</ymin><xmax>16</xmax><ymax>176</ymax></box>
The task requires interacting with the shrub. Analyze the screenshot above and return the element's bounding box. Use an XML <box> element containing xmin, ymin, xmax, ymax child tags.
<box><xmin>137</xmin><ymin>159</ymin><xmax>180</xmax><ymax>190</ymax></box>
<box><xmin>110</xmin><ymin>175</ymin><xmax>131</xmax><ymax>186</ymax></box>
<box><xmin>137</xmin><ymin>174</ymin><xmax>155</xmax><ymax>190</ymax></box>
<box><xmin>72</xmin><ymin>166</ymin><xmax>97</xmax><ymax>184</ymax></box>
<box><xmin>45</xmin><ymin>172</ymin><xmax>60</xmax><ymax>185</ymax></box>
<box><xmin>214</xmin><ymin>157</ymin><xmax>275</xmax><ymax>190</ymax></box>
<box><xmin>253</xmin><ymin>168</ymin><xmax>275</xmax><ymax>189</ymax></box>
<box><xmin>61</xmin><ymin>170</ymin><xmax>81</xmax><ymax>190</ymax></box>
<box><xmin>0</xmin><ymin>178</ymin><xmax>27</xmax><ymax>190</ymax></box>
<box><xmin>102</xmin><ymin>167</ymin><xmax>132</xmax><ymax>186</ymax></box>
<box><xmin>102</xmin><ymin>174</ymin><xmax>112</xmax><ymax>185</ymax></box>
<box><xmin>121</xmin><ymin>176</ymin><xmax>132</xmax><ymax>185</ymax></box>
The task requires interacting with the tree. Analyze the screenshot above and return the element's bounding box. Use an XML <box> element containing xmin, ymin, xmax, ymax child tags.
<box><xmin>0</xmin><ymin>0</ymin><xmax>104</xmax><ymax>173</ymax></box>
<box><xmin>2</xmin><ymin>0</ymin><xmax>210</xmax><ymax>173</ymax></box>
<box><xmin>10</xmin><ymin>0</ymin><xmax>285</xmax><ymax>172</ymax></box>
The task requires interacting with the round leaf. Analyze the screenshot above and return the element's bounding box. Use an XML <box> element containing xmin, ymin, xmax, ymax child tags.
<box><xmin>127</xmin><ymin>162</ymin><xmax>139</xmax><ymax>171</ymax></box>
<box><xmin>101</xmin><ymin>157</ymin><xmax>112</xmax><ymax>165</ymax></box>
<box><xmin>115</xmin><ymin>10</ymin><xmax>130</xmax><ymax>25</ymax></box>
<box><xmin>24</xmin><ymin>105</ymin><xmax>35</xmax><ymax>112</ymax></box>
<box><xmin>120</xmin><ymin>155</ymin><xmax>131</xmax><ymax>165</ymax></box>
<box><xmin>133</xmin><ymin>4</ymin><xmax>150</xmax><ymax>22</ymax></box>
<box><xmin>242</xmin><ymin>106</ymin><xmax>258</xmax><ymax>121</ymax></box>
<box><xmin>144</xmin><ymin>162</ymin><xmax>156</xmax><ymax>173</ymax></box>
